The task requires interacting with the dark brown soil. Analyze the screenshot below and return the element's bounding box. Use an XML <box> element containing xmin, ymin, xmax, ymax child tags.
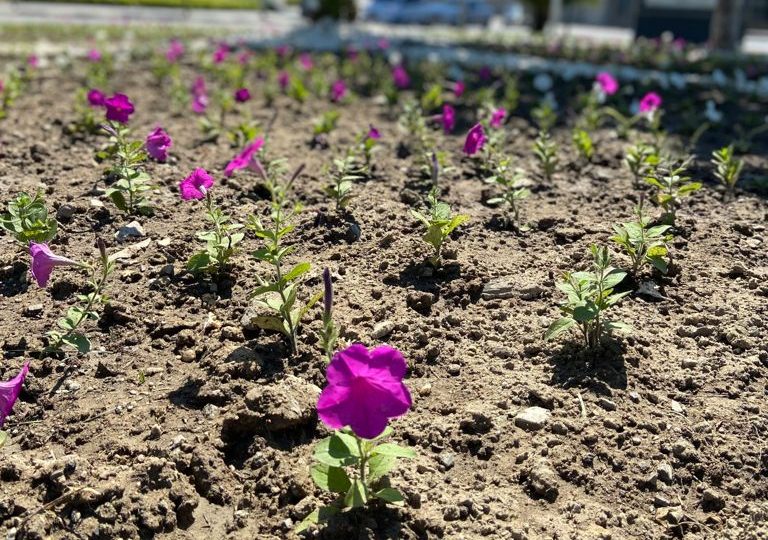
<box><xmin>1</xmin><ymin>50</ymin><xmax>767</xmax><ymax>540</ymax></box>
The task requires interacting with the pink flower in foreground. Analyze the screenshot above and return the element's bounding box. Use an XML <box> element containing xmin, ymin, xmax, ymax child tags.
<box><xmin>367</xmin><ymin>124</ymin><xmax>381</xmax><ymax>140</ymax></box>
<box><xmin>29</xmin><ymin>243</ymin><xmax>79</xmax><ymax>288</ymax></box>
<box><xmin>145</xmin><ymin>127</ymin><xmax>172</xmax><ymax>162</ymax></box>
<box><xmin>0</xmin><ymin>362</ymin><xmax>30</xmax><ymax>428</ymax></box>
<box><xmin>463</xmin><ymin>123</ymin><xmax>486</xmax><ymax>155</ymax></box>
<box><xmin>213</xmin><ymin>44</ymin><xmax>229</xmax><ymax>64</ymax></box>
<box><xmin>595</xmin><ymin>72</ymin><xmax>619</xmax><ymax>96</ymax></box>
<box><xmin>639</xmin><ymin>91</ymin><xmax>662</xmax><ymax>113</ymax></box>
<box><xmin>224</xmin><ymin>138</ymin><xmax>265</xmax><ymax>177</ymax></box>
<box><xmin>490</xmin><ymin>107</ymin><xmax>506</xmax><ymax>128</ymax></box>
<box><xmin>453</xmin><ymin>80</ymin><xmax>465</xmax><ymax>98</ymax></box>
<box><xmin>441</xmin><ymin>104</ymin><xmax>455</xmax><ymax>133</ymax></box>
<box><xmin>392</xmin><ymin>65</ymin><xmax>410</xmax><ymax>89</ymax></box>
<box><xmin>179</xmin><ymin>168</ymin><xmax>214</xmax><ymax>200</ymax></box>
<box><xmin>234</xmin><ymin>87</ymin><xmax>251</xmax><ymax>103</ymax></box>
<box><xmin>87</xmin><ymin>48</ymin><xmax>102</xmax><ymax>62</ymax></box>
<box><xmin>317</xmin><ymin>343</ymin><xmax>412</xmax><ymax>439</ymax></box>
<box><xmin>278</xmin><ymin>71</ymin><xmax>290</xmax><ymax>92</ymax></box>
<box><xmin>166</xmin><ymin>39</ymin><xmax>185</xmax><ymax>63</ymax></box>
<box><xmin>87</xmin><ymin>89</ymin><xmax>106</xmax><ymax>107</ymax></box>
<box><xmin>104</xmin><ymin>93</ymin><xmax>134</xmax><ymax>124</ymax></box>
<box><xmin>330</xmin><ymin>79</ymin><xmax>347</xmax><ymax>102</ymax></box>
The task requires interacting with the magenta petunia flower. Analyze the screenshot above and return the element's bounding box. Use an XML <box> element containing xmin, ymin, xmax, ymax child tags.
<box><xmin>0</xmin><ymin>362</ymin><xmax>30</xmax><ymax>428</ymax></box>
<box><xmin>166</xmin><ymin>39</ymin><xmax>184</xmax><ymax>63</ymax></box>
<box><xmin>463</xmin><ymin>123</ymin><xmax>486</xmax><ymax>155</ymax></box>
<box><xmin>29</xmin><ymin>243</ymin><xmax>79</xmax><ymax>288</ymax></box>
<box><xmin>453</xmin><ymin>80</ymin><xmax>465</xmax><ymax>98</ymax></box>
<box><xmin>87</xmin><ymin>89</ymin><xmax>106</xmax><ymax>107</ymax></box>
<box><xmin>490</xmin><ymin>107</ymin><xmax>506</xmax><ymax>128</ymax></box>
<box><xmin>367</xmin><ymin>124</ymin><xmax>381</xmax><ymax>140</ymax></box>
<box><xmin>192</xmin><ymin>93</ymin><xmax>208</xmax><ymax>115</ymax></box>
<box><xmin>317</xmin><ymin>343</ymin><xmax>412</xmax><ymax>439</ymax></box>
<box><xmin>87</xmin><ymin>48</ymin><xmax>102</xmax><ymax>62</ymax></box>
<box><xmin>145</xmin><ymin>127</ymin><xmax>172</xmax><ymax>162</ymax></box>
<box><xmin>191</xmin><ymin>76</ymin><xmax>206</xmax><ymax>97</ymax></box>
<box><xmin>299</xmin><ymin>53</ymin><xmax>313</xmax><ymax>71</ymax></box>
<box><xmin>276</xmin><ymin>44</ymin><xmax>292</xmax><ymax>58</ymax></box>
<box><xmin>213</xmin><ymin>43</ymin><xmax>229</xmax><ymax>64</ymax></box>
<box><xmin>441</xmin><ymin>104</ymin><xmax>455</xmax><ymax>134</ymax></box>
<box><xmin>104</xmin><ymin>93</ymin><xmax>134</xmax><ymax>124</ymax></box>
<box><xmin>639</xmin><ymin>92</ymin><xmax>662</xmax><ymax>113</ymax></box>
<box><xmin>330</xmin><ymin>79</ymin><xmax>347</xmax><ymax>102</ymax></box>
<box><xmin>234</xmin><ymin>87</ymin><xmax>251</xmax><ymax>103</ymax></box>
<box><xmin>278</xmin><ymin>71</ymin><xmax>290</xmax><ymax>92</ymax></box>
<box><xmin>27</xmin><ymin>55</ymin><xmax>39</xmax><ymax>69</ymax></box>
<box><xmin>595</xmin><ymin>72</ymin><xmax>619</xmax><ymax>96</ymax></box>
<box><xmin>479</xmin><ymin>65</ymin><xmax>492</xmax><ymax>82</ymax></box>
<box><xmin>392</xmin><ymin>65</ymin><xmax>410</xmax><ymax>89</ymax></box>
<box><xmin>179</xmin><ymin>168</ymin><xmax>214</xmax><ymax>200</ymax></box>
<box><xmin>224</xmin><ymin>138</ymin><xmax>265</xmax><ymax>177</ymax></box>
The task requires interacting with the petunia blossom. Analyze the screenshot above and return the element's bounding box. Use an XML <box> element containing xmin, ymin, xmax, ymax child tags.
<box><xmin>595</xmin><ymin>72</ymin><xmax>619</xmax><ymax>96</ymax></box>
<box><xmin>87</xmin><ymin>48</ymin><xmax>102</xmax><ymax>62</ymax></box>
<box><xmin>441</xmin><ymin>104</ymin><xmax>455</xmax><ymax>133</ymax></box>
<box><xmin>453</xmin><ymin>80</ymin><xmax>465</xmax><ymax>98</ymax></box>
<box><xmin>179</xmin><ymin>168</ymin><xmax>214</xmax><ymax>200</ymax></box>
<box><xmin>299</xmin><ymin>53</ymin><xmax>313</xmax><ymax>71</ymax></box>
<box><xmin>145</xmin><ymin>127</ymin><xmax>172</xmax><ymax>162</ymax></box>
<box><xmin>463</xmin><ymin>123</ymin><xmax>486</xmax><ymax>155</ymax></box>
<box><xmin>367</xmin><ymin>124</ymin><xmax>381</xmax><ymax>140</ymax></box>
<box><xmin>29</xmin><ymin>243</ymin><xmax>79</xmax><ymax>288</ymax></box>
<box><xmin>27</xmin><ymin>55</ymin><xmax>39</xmax><ymax>69</ymax></box>
<box><xmin>0</xmin><ymin>362</ymin><xmax>30</xmax><ymax>428</ymax></box>
<box><xmin>234</xmin><ymin>87</ymin><xmax>251</xmax><ymax>103</ymax></box>
<box><xmin>330</xmin><ymin>79</ymin><xmax>347</xmax><ymax>102</ymax></box>
<box><xmin>224</xmin><ymin>138</ymin><xmax>265</xmax><ymax>177</ymax></box>
<box><xmin>104</xmin><ymin>93</ymin><xmax>134</xmax><ymax>124</ymax></box>
<box><xmin>166</xmin><ymin>39</ymin><xmax>185</xmax><ymax>63</ymax></box>
<box><xmin>639</xmin><ymin>91</ymin><xmax>662</xmax><ymax>113</ymax></box>
<box><xmin>392</xmin><ymin>65</ymin><xmax>410</xmax><ymax>89</ymax></box>
<box><xmin>490</xmin><ymin>107</ymin><xmax>506</xmax><ymax>128</ymax></box>
<box><xmin>213</xmin><ymin>43</ymin><xmax>229</xmax><ymax>64</ymax></box>
<box><xmin>87</xmin><ymin>89</ymin><xmax>106</xmax><ymax>107</ymax></box>
<box><xmin>317</xmin><ymin>343</ymin><xmax>412</xmax><ymax>439</ymax></box>
<box><xmin>277</xmin><ymin>71</ymin><xmax>290</xmax><ymax>92</ymax></box>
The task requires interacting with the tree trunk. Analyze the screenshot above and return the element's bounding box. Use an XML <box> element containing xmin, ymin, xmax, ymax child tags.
<box><xmin>709</xmin><ymin>0</ymin><xmax>744</xmax><ymax>51</ymax></box>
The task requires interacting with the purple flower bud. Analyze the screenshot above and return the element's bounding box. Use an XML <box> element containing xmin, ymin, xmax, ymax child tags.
<box><xmin>490</xmin><ymin>107</ymin><xmax>506</xmax><ymax>128</ymax></box>
<box><xmin>323</xmin><ymin>267</ymin><xmax>333</xmax><ymax>317</ymax></box>
<box><xmin>234</xmin><ymin>87</ymin><xmax>251</xmax><ymax>103</ymax></box>
<box><xmin>145</xmin><ymin>126</ymin><xmax>172</xmax><ymax>162</ymax></box>
<box><xmin>392</xmin><ymin>65</ymin><xmax>410</xmax><ymax>90</ymax></box>
<box><xmin>441</xmin><ymin>104</ymin><xmax>455</xmax><ymax>133</ymax></box>
<box><xmin>463</xmin><ymin>123</ymin><xmax>486</xmax><ymax>156</ymax></box>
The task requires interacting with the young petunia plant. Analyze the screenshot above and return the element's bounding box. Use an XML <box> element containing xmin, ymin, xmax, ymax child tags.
<box><xmin>611</xmin><ymin>201</ymin><xmax>672</xmax><ymax>275</ymax></box>
<box><xmin>624</xmin><ymin>143</ymin><xmax>659</xmax><ymax>189</ymax></box>
<box><xmin>326</xmin><ymin>152</ymin><xmax>363</xmax><ymax>211</ymax></box>
<box><xmin>545</xmin><ymin>245</ymin><xmax>631</xmax><ymax>348</ymax></box>
<box><xmin>411</xmin><ymin>188</ymin><xmax>469</xmax><ymax>267</ymax></box>
<box><xmin>298</xmin><ymin>344</ymin><xmax>415</xmax><ymax>533</ymax></box>
<box><xmin>645</xmin><ymin>156</ymin><xmax>701</xmax><ymax>225</ymax></box>
<box><xmin>180</xmin><ymin>168</ymin><xmax>244</xmax><ymax>275</ymax></box>
<box><xmin>485</xmin><ymin>157</ymin><xmax>531</xmax><ymax>231</ymax></box>
<box><xmin>0</xmin><ymin>191</ymin><xmax>57</xmax><ymax>246</ymax></box>
<box><xmin>533</xmin><ymin>130</ymin><xmax>558</xmax><ymax>181</ymax></box>
<box><xmin>711</xmin><ymin>145</ymin><xmax>743</xmax><ymax>201</ymax></box>
<box><xmin>571</xmin><ymin>128</ymin><xmax>594</xmax><ymax>164</ymax></box>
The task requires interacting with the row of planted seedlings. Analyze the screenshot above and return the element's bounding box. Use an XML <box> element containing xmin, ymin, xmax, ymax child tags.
<box><xmin>0</xmin><ymin>38</ymin><xmax>760</xmax><ymax>532</ymax></box>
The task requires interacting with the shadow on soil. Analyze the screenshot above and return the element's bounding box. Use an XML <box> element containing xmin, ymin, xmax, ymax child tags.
<box><xmin>547</xmin><ymin>340</ymin><xmax>628</xmax><ymax>391</ymax></box>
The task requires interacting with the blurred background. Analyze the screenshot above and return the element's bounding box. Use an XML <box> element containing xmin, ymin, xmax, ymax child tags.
<box><xmin>0</xmin><ymin>0</ymin><xmax>765</xmax><ymax>54</ymax></box>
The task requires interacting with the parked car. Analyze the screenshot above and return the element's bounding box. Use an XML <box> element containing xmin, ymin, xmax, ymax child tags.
<box><xmin>365</xmin><ymin>0</ymin><xmax>494</xmax><ymax>25</ymax></box>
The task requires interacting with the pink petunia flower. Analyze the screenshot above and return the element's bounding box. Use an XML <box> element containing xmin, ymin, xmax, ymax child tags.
<box><xmin>490</xmin><ymin>107</ymin><xmax>506</xmax><ymax>128</ymax></box>
<box><xmin>392</xmin><ymin>65</ymin><xmax>410</xmax><ymax>90</ymax></box>
<box><xmin>367</xmin><ymin>124</ymin><xmax>381</xmax><ymax>140</ymax></box>
<box><xmin>213</xmin><ymin>43</ymin><xmax>229</xmax><ymax>64</ymax></box>
<box><xmin>166</xmin><ymin>39</ymin><xmax>185</xmax><ymax>63</ymax></box>
<box><xmin>192</xmin><ymin>93</ymin><xmax>208</xmax><ymax>115</ymax></box>
<box><xmin>639</xmin><ymin>91</ymin><xmax>662</xmax><ymax>113</ymax></box>
<box><xmin>275</xmin><ymin>44</ymin><xmax>292</xmax><ymax>58</ymax></box>
<box><xmin>87</xmin><ymin>89</ymin><xmax>106</xmax><ymax>107</ymax></box>
<box><xmin>595</xmin><ymin>72</ymin><xmax>619</xmax><ymax>96</ymax></box>
<box><xmin>224</xmin><ymin>138</ymin><xmax>265</xmax><ymax>177</ymax></box>
<box><xmin>330</xmin><ymin>79</ymin><xmax>347</xmax><ymax>102</ymax></box>
<box><xmin>234</xmin><ymin>87</ymin><xmax>251</xmax><ymax>103</ymax></box>
<box><xmin>453</xmin><ymin>80</ymin><xmax>465</xmax><ymax>99</ymax></box>
<box><xmin>179</xmin><ymin>168</ymin><xmax>214</xmax><ymax>200</ymax></box>
<box><xmin>441</xmin><ymin>104</ymin><xmax>455</xmax><ymax>134</ymax></box>
<box><xmin>463</xmin><ymin>123</ymin><xmax>486</xmax><ymax>155</ymax></box>
<box><xmin>378</xmin><ymin>38</ymin><xmax>390</xmax><ymax>50</ymax></box>
<box><xmin>317</xmin><ymin>343</ymin><xmax>412</xmax><ymax>439</ymax></box>
<box><xmin>104</xmin><ymin>93</ymin><xmax>134</xmax><ymax>124</ymax></box>
<box><xmin>27</xmin><ymin>55</ymin><xmax>39</xmax><ymax>69</ymax></box>
<box><xmin>299</xmin><ymin>53</ymin><xmax>313</xmax><ymax>71</ymax></box>
<box><xmin>29</xmin><ymin>243</ymin><xmax>79</xmax><ymax>288</ymax></box>
<box><xmin>87</xmin><ymin>48</ymin><xmax>102</xmax><ymax>62</ymax></box>
<box><xmin>145</xmin><ymin>127</ymin><xmax>172</xmax><ymax>162</ymax></box>
<box><xmin>277</xmin><ymin>71</ymin><xmax>290</xmax><ymax>92</ymax></box>
<box><xmin>0</xmin><ymin>362</ymin><xmax>30</xmax><ymax>428</ymax></box>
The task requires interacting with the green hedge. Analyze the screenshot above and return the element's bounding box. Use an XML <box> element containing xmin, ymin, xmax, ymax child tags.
<box><xmin>18</xmin><ymin>0</ymin><xmax>263</xmax><ymax>9</ymax></box>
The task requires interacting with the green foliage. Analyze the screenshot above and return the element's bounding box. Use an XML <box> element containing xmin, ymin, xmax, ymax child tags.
<box><xmin>186</xmin><ymin>193</ymin><xmax>244</xmax><ymax>275</ymax></box>
<box><xmin>420</xmin><ymin>83</ymin><xmax>443</xmax><ymax>112</ymax></box>
<box><xmin>226</xmin><ymin>119</ymin><xmax>261</xmax><ymax>149</ymax></box>
<box><xmin>502</xmin><ymin>75</ymin><xmax>520</xmax><ymax>112</ymax></box>
<box><xmin>398</xmin><ymin>100</ymin><xmax>431</xmax><ymax>156</ymax></box>
<box><xmin>313</xmin><ymin>110</ymin><xmax>340</xmax><ymax>136</ymax></box>
<box><xmin>101</xmin><ymin>123</ymin><xmax>155</xmax><ymax>215</ymax></box>
<box><xmin>411</xmin><ymin>188</ymin><xmax>469</xmax><ymax>267</ymax></box>
<box><xmin>624</xmin><ymin>143</ymin><xmax>659</xmax><ymax>188</ymax></box>
<box><xmin>610</xmin><ymin>202</ymin><xmax>671</xmax><ymax>275</ymax></box>
<box><xmin>711</xmin><ymin>145</ymin><xmax>743</xmax><ymax>200</ymax></box>
<box><xmin>533</xmin><ymin>130</ymin><xmax>558</xmax><ymax>181</ymax></box>
<box><xmin>326</xmin><ymin>153</ymin><xmax>363</xmax><ymax>211</ymax></box>
<box><xmin>0</xmin><ymin>70</ymin><xmax>24</xmax><ymax>121</ymax></box>
<box><xmin>0</xmin><ymin>191</ymin><xmax>57</xmax><ymax>245</ymax></box>
<box><xmin>289</xmin><ymin>77</ymin><xmax>309</xmax><ymax>104</ymax></box>
<box><xmin>66</xmin><ymin>87</ymin><xmax>102</xmax><ymax>135</ymax></box>
<box><xmin>572</xmin><ymin>128</ymin><xmax>594</xmax><ymax>163</ymax></box>
<box><xmin>544</xmin><ymin>245</ymin><xmax>631</xmax><ymax>348</ymax></box>
<box><xmin>531</xmin><ymin>99</ymin><xmax>556</xmax><ymax>133</ymax></box>
<box><xmin>485</xmin><ymin>157</ymin><xmax>530</xmax><ymax>230</ymax></box>
<box><xmin>297</xmin><ymin>428</ymin><xmax>416</xmax><ymax>534</ymax></box>
<box><xmin>645</xmin><ymin>156</ymin><xmax>701</xmax><ymax>223</ymax></box>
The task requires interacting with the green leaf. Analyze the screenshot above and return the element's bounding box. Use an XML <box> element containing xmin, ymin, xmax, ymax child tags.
<box><xmin>310</xmin><ymin>463</ymin><xmax>351</xmax><ymax>493</ymax></box>
<box><xmin>186</xmin><ymin>252</ymin><xmax>212</xmax><ymax>273</ymax></box>
<box><xmin>374</xmin><ymin>487</ymin><xmax>406</xmax><ymax>505</ymax></box>
<box><xmin>604</xmin><ymin>320</ymin><xmax>633</xmax><ymax>334</ymax></box>
<box><xmin>372</xmin><ymin>443</ymin><xmax>417</xmax><ymax>459</ymax></box>
<box><xmin>284</xmin><ymin>262</ymin><xmax>311</xmax><ymax>283</ymax></box>
<box><xmin>0</xmin><ymin>431</ymin><xmax>8</xmax><ymax>449</ymax></box>
<box><xmin>648</xmin><ymin>256</ymin><xmax>668</xmax><ymax>274</ymax></box>
<box><xmin>544</xmin><ymin>318</ymin><xmax>576</xmax><ymax>341</ymax></box>
<box><xmin>573</xmin><ymin>304</ymin><xmax>598</xmax><ymax>322</ymax></box>
<box><xmin>61</xmin><ymin>333</ymin><xmax>91</xmax><ymax>354</ymax></box>
<box><xmin>247</xmin><ymin>315</ymin><xmax>288</xmax><ymax>335</ymax></box>
<box><xmin>444</xmin><ymin>214</ymin><xmax>469</xmax><ymax>236</ymax></box>
<box><xmin>314</xmin><ymin>433</ymin><xmax>360</xmax><ymax>467</ymax></box>
<box><xmin>294</xmin><ymin>506</ymin><xmax>339</xmax><ymax>534</ymax></box>
<box><xmin>602</xmin><ymin>270</ymin><xmax>627</xmax><ymax>290</ymax></box>
<box><xmin>344</xmin><ymin>479</ymin><xmax>368</xmax><ymax>509</ymax></box>
<box><xmin>367</xmin><ymin>453</ymin><xmax>396</xmax><ymax>483</ymax></box>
